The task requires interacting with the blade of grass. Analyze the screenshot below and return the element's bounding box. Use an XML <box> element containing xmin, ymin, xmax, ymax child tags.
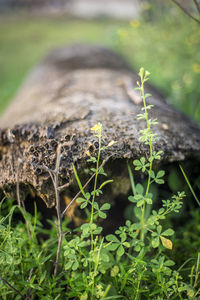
<box><xmin>72</xmin><ymin>163</ymin><xmax>87</xmax><ymax>198</ymax></box>
<box><xmin>127</xmin><ymin>163</ymin><xmax>136</xmax><ymax>195</ymax></box>
<box><xmin>179</xmin><ymin>165</ymin><xmax>200</xmax><ymax>207</ymax></box>
<box><xmin>99</xmin><ymin>180</ymin><xmax>113</xmax><ymax>190</ymax></box>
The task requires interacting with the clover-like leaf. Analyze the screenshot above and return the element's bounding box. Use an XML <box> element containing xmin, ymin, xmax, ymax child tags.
<box><xmin>117</xmin><ymin>245</ymin><xmax>124</xmax><ymax>256</ymax></box>
<box><xmin>164</xmin><ymin>259</ymin><xmax>175</xmax><ymax>267</ymax></box>
<box><xmin>160</xmin><ymin>236</ymin><xmax>173</xmax><ymax>250</ymax></box>
<box><xmin>76</xmin><ymin>197</ymin><xmax>85</xmax><ymax>203</ymax></box>
<box><xmin>152</xmin><ymin>237</ymin><xmax>160</xmax><ymax>248</ymax></box>
<box><xmin>135</xmin><ymin>183</ymin><xmax>144</xmax><ymax>195</ymax></box>
<box><xmin>128</xmin><ymin>194</ymin><xmax>143</xmax><ymax>203</ymax></box>
<box><xmin>155</xmin><ymin>178</ymin><xmax>164</xmax><ymax>184</ymax></box>
<box><xmin>133</xmin><ymin>158</ymin><xmax>149</xmax><ymax>172</ymax></box>
<box><xmin>157</xmin><ymin>225</ymin><xmax>162</xmax><ymax>234</ymax></box>
<box><xmin>106</xmin><ymin>234</ymin><xmax>119</xmax><ymax>243</ymax></box>
<box><xmin>94</xmin><ymin>202</ymin><xmax>111</xmax><ymax>219</ymax></box>
<box><xmin>106</xmin><ymin>234</ymin><xmax>129</xmax><ymax>257</ymax></box>
<box><xmin>80</xmin><ymin>201</ymin><xmax>88</xmax><ymax>209</ymax></box>
<box><xmin>76</xmin><ymin>192</ymin><xmax>91</xmax><ymax>209</ymax></box>
<box><xmin>87</xmin><ymin>156</ymin><xmax>97</xmax><ymax>163</ymax></box>
<box><xmin>157</xmin><ymin>170</ymin><xmax>165</xmax><ymax>178</ymax></box>
<box><xmin>101</xmin><ymin>203</ymin><xmax>111</xmax><ymax>211</ymax></box>
<box><xmin>162</xmin><ymin>228</ymin><xmax>174</xmax><ymax>236</ymax></box>
<box><xmin>137</xmin><ymin>199</ymin><xmax>145</xmax><ymax>207</ymax></box>
<box><xmin>98</xmin><ymin>211</ymin><xmax>106</xmax><ymax>219</ymax></box>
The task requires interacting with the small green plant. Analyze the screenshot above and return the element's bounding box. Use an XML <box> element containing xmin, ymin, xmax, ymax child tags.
<box><xmin>63</xmin><ymin>123</ymin><xmax>115</xmax><ymax>299</ymax></box>
<box><xmin>0</xmin><ymin>68</ymin><xmax>199</xmax><ymax>299</ymax></box>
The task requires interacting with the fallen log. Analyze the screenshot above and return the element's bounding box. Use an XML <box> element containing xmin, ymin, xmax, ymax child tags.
<box><xmin>0</xmin><ymin>44</ymin><xmax>200</xmax><ymax>208</ymax></box>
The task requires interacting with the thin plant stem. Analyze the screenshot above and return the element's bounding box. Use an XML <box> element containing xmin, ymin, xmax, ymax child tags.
<box><xmin>0</xmin><ymin>274</ymin><xmax>25</xmax><ymax>299</ymax></box>
<box><xmin>53</xmin><ymin>144</ymin><xmax>63</xmax><ymax>277</ymax></box>
<box><xmin>101</xmin><ymin>284</ymin><xmax>111</xmax><ymax>299</ymax></box>
<box><xmin>36</xmin><ymin>144</ymin><xmax>63</xmax><ymax>277</ymax></box>
<box><xmin>135</xmin><ymin>273</ymin><xmax>142</xmax><ymax>300</ymax></box>
<box><xmin>127</xmin><ymin>162</ymin><xmax>136</xmax><ymax>195</ymax></box>
<box><xmin>140</xmin><ymin>77</ymin><xmax>153</xmax><ymax>197</ymax></box>
<box><xmin>89</xmin><ymin>130</ymin><xmax>102</xmax><ymax>300</ymax></box>
<box><xmin>61</xmin><ymin>156</ymin><xmax>111</xmax><ymax>219</ymax></box>
<box><xmin>16</xmin><ymin>159</ymin><xmax>21</xmax><ymax>207</ymax></box>
<box><xmin>194</xmin><ymin>252</ymin><xmax>200</xmax><ymax>288</ymax></box>
<box><xmin>91</xmin><ymin>237</ymin><xmax>104</xmax><ymax>299</ymax></box>
<box><xmin>171</xmin><ymin>0</ymin><xmax>200</xmax><ymax>24</ymax></box>
<box><xmin>179</xmin><ymin>165</ymin><xmax>200</xmax><ymax>207</ymax></box>
<box><xmin>140</xmin><ymin>73</ymin><xmax>153</xmax><ymax>242</ymax></box>
<box><xmin>90</xmin><ymin>131</ymin><xmax>101</xmax><ymax>225</ymax></box>
<box><xmin>26</xmin><ymin>268</ymin><xmax>34</xmax><ymax>300</ymax></box>
<box><xmin>194</xmin><ymin>0</ymin><xmax>200</xmax><ymax>15</ymax></box>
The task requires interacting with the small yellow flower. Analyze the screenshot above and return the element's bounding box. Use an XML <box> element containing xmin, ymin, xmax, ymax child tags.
<box><xmin>145</xmin><ymin>70</ymin><xmax>150</xmax><ymax>77</ymax></box>
<box><xmin>130</xmin><ymin>20</ymin><xmax>140</xmax><ymax>28</ymax></box>
<box><xmin>139</xmin><ymin>67</ymin><xmax>144</xmax><ymax>78</ymax></box>
<box><xmin>192</xmin><ymin>63</ymin><xmax>200</xmax><ymax>74</ymax></box>
<box><xmin>96</xmin><ymin>284</ymin><xmax>103</xmax><ymax>290</ymax></box>
<box><xmin>91</xmin><ymin>122</ymin><xmax>102</xmax><ymax>132</ymax></box>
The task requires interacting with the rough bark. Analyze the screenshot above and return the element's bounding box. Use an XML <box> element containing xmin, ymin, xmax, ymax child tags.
<box><xmin>0</xmin><ymin>44</ymin><xmax>200</xmax><ymax>207</ymax></box>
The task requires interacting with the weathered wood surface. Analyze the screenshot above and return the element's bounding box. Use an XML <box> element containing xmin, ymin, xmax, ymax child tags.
<box><xmin>0</xmin><ymin>44</ymin><xmax>200</xmax><ymax>207</ymax></box>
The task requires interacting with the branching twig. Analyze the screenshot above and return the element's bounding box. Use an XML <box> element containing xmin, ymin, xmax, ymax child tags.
<box><xmin>171</xmin><ymin>0</ymin><xmax>200</xmax><ymax>24</ymax></box>
<box><xmin>53</xmin><ymin>144</ymin><xmax>63</xmax><ymax>277</ymax></box>
<box><xmin>16</xmin><ymin>159</ymin><xmax>22</xmax><ymax>207</ymax></box>
<box><xmin>31</xmin><ymin>162</ymin><xmax>55</xmax><ymax>174</ymax></box>
<box><xmin>194</xmin><ymin>0</ymin><xmax>200</xmax><ymax>15</ymax></box>
<box><xmin>0</xmin><ymin>274</ymin><xmax>25</xmax><ymax>299</ymax></box>
<box><xmin>30</xmin><ymin>148</ymin><xmax>112</xmax><ymax>276</ymax></box>
<box><xmin>33</xmin><ymin>145</ymin><xmax>63</xmax><ymax>277</ymax></box>
<box><xmin>26</xmin><ymin>268</ymin><xmax>34</xmax><ymax>300</ymax></box>
<box><xmin>57</xmin><ymin>181</ymin><xmax>70</xmax><ymax>191</ymax></box>
<box><xmin>61</xmin><ymin>155</ymin><xmax>112</xmax><ymax>219</ymax></box>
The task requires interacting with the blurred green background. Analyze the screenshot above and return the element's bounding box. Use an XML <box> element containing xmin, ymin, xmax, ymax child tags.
<box><xmin>0</xmin><ymin>1</ymin><xmax>200</xmax><ymax>121</ymax></box>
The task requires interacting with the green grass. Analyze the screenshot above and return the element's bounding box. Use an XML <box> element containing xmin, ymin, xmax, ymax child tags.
<box><xmin>0</xmin><ymin>15</ymin><xmax>124</xmax><ymax>114</ymax></box>
<box><xmin>0</xmin><ymin>6</ymin><xmax>200</xmax><ymax>121</ymax></box>
<box><xmin>116</xmin><ymin>7</ymin><xmax>200</xmax><ymax>122</ymax></box>
<box><xmin>0</xmin><ymin>7</ymin><xmax>200</xmax><ymax>299</ymax></box>
<box><xmin>0</xmin><ymin>81</ymin><xmax>199</xmax><ymax>297</ymax></box>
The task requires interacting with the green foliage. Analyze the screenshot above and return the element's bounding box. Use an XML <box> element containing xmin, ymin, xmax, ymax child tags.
<box><xmin>0</xmin><ymin>17</ymin><xmax>125</xmax><ymax>114</ymax></box>
<box><xmin>0</xmin><ymin>69</ymin><xmax>199</xmax><ymax>299</ymax></box>
<box><xmin>1</xmin><ymin>6</ymin><xmax>200</xmax><ymax>122</ymax></box>
<box><xmin>116</xmin><ymin>4</ymin><xmax>200</xmax><ymax>122</ymax></box>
